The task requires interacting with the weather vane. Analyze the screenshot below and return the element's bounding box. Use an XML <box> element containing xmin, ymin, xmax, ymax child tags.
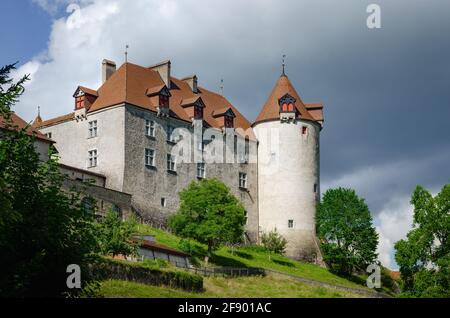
<box><xmin>220</xmin><ymin>78</ymin><xmax>224</xmax><ymax>95</ymax></box>
<box><xmin>125</xmin><ymin>44</ymin><xmax>129</xmax><ymax>63</ymax></box>
<box><xmin>282</xmin><ymin>54</ymin><xmax>286</xmax><ymax>76</ymax></box>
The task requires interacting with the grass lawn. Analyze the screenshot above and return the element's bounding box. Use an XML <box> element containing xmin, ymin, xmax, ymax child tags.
<box><xmin>136</xmin><ymin>225</ymin><xmax>371</xmax><ymax>291</ymax></box>
<box><xmin>100</xmin><ymin>275</ymin><xmax>366</xmax><ymax>298</ymax></box>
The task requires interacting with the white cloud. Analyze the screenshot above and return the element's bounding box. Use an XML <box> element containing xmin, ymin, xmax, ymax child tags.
<box><xmin>16</xmin><ymin>0</ymin><xmax>364</xmax><ymax>121</ymax></box>
<box><xmin>375</xmin><ymin>196</ymin><xmax>413</xmax><ymax>269</ymax></box>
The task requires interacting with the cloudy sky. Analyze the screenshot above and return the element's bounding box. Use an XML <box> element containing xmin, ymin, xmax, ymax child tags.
<box><xmin>1</xmin><ymin>0</ymin><xmax>449</xmax><ymax>269</ymax></box>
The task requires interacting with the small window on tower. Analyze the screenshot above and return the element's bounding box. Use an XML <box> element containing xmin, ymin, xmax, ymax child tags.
<box><xmin>161</xmin><ymin>197</ymin><xmax>166</xmax><ymax>207</ymax></box>
<box><xmin>314</xmin><ymin>183</ymin><xmax>318</xmax><ymax>193</ymax></box>
<box><xmin>302</xmin><ymin>126</ymin><xmax>308</xmax><ymax>136</ymax></box>
<box><xmin>288</xmin><ymin>219</ymin><xmax>294</xmax><ymax>228</ymax></box>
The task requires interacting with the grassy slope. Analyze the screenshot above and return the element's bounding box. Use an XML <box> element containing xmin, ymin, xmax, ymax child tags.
<box><xmin>136</xmin><ymin>225</ymin><xmax>370</xmax><ymax>291</ymax></box>
<box><xmin>100</xmin><ymin>276</ymin><xmax>365</xmax><ymax>298</ymax></box>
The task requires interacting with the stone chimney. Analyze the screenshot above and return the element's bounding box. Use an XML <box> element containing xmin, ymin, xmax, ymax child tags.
<box><xmin>149</xmin><ymin>60</ymin><xmax>171</xmax><ymax>88</ymax></box>
<box><xmin>102</xmin><ymin>59</ymin><xmax>116</xmax><ymax>83</ymax></box>
<box><xmin>182</xmin><ymin>75</ymin><xmax>198</xmax><ymax>93</ymax></box>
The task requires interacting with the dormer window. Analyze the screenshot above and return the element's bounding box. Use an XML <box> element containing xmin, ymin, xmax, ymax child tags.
<box><xmin>159</xmin><ymin>94</ymin><xmax>169</xmax><ymax>107</ymax></box>
<box><xmin>73</xmin><ymin>86</ymin><xmax>98</xmax><ymax>111</ymax></box>
<box><xmin>194</xmin><ymin>105</ymin><xmax>203</xmax><ymax>119</ymax></box>
<box><xmin>224</xmin><ymin>114</ymin><xmax>234</xmax><ymax>128</ymax></box>
<box><xmin>180</xmin><ymin>97</ymin><xmax>205</xmax><ymax>120</ymax></box>
<box><xmin>146</xmin><ymin>84</ymin><xmax>171</xmax><ymax>117</ymax></box>
<box><xmin>75</xmin><ymin>91</ymin><xmax>85</xmax><ymax>110</ymax></box>
<box><xmin>279</xmin><ymin>94</ymin><xmax>296</xmax><ymax>113</ymax></box>
<box><xmin>212</xmin><ymin>107</ymin><xmax>236</xmax><ymax>129</ymax></box>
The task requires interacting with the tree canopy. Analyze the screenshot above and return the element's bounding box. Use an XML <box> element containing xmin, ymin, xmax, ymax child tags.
<box><xmin>0</xmin><ymin>63</ymin><xmax>98</xmax><ymax>297</ymax></box>
<box><xmin>168</xmin><ymin>178</ymin><xmax>246</xmax><ymax>256</ymax></box>
<box><xmin>394</xmin><ymin>184</ymin><xmax>450</xmax><ymax>297</ymax></box>
<box><xmin>96</xmin><ymin>209</ymin><xmax>138</xmax><ymax>257</ymax></box>
<box><xmin>316</xmin><ymin>187</ymin><xmax>379</xmax><ymax>275</ymax></box>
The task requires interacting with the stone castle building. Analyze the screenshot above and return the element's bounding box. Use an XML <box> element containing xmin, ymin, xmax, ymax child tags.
<box><xmin>34</xmin><ymin>59</ymin><xmax>324</xmax><ymax>262</ymax></box>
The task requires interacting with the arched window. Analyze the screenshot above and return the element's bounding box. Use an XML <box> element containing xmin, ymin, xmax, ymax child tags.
<box><xmin>278</xmin><ymin>94</ymin><xmax>296</xmax><ymax>113</ymax></box>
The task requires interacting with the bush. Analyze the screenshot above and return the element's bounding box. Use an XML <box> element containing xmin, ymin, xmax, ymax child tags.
<box><xmin>261</xmin><ymin>229</ymin><xmax>287</xmax><ymax>258</ymax></box>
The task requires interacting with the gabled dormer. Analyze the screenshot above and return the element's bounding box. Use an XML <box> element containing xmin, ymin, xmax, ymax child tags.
<box><xmin>73</xmin><ymin>86</ymin><xmax>98</xmax><ymax>121</ymax></box>
<box><xmin>146</xmin><ymin>84</ymin><xmax>171</xmax><ymax>117</ymax></box>
<box><xmin>278</xmin><ymin>93</ymin><xmax>297</xmax><ymax>122</ymax></box>
<box><xmin>73</xmin><ymin>86</ymin><xmax>98</xmax><ymax>110</ymax></box>
<box><xmin>213</xmin><ymin>107</ymin><xmax>236</xmax><ymax>129</ymax></box>
<box><xmin>180</xmin><ymin>96</ymin><xmax>205</xmax><ymax>121</ymax></box>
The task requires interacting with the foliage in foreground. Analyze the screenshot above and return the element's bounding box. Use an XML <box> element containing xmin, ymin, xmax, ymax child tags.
<box><xmin>0</xmin><ymin>63</ymin><xmax>98</xmax><ymax>297</ymax></box>
<box><xmin>316</xmin><ymin>188</ymin><xmax>379</xmax><ymax>276</ymax></box>
<box><xmin>96</xmin><ymin>209</ymin><xmax>138</xmax><ymax>257</ymax></box>
<box><xmin>395</xmin><ymin>184</ymin><xmax>450</xmax><ymax>298</ymax></box>
<box><xmin>169</xmin><ymin>178</ymin><xmax>246</xmax><ymax>257</ymax></box>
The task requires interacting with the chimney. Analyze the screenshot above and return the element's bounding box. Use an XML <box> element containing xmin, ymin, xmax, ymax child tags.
<box><xmin>182</xmin><ymin>75</ymin><xmax>198</xmax><ymax>93</ymax></box>
<box><xmin>149</xmin><ymin>60</ymin><xmax>171</xmax><ymax>88</ymax></box>
<box><xmin>102</xmin><ymin>59</ymin><xmax>116</xmax><ymax>83</ymax></box>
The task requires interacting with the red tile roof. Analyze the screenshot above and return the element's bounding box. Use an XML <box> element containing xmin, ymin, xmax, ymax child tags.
<box><xmin>0</xmin><ymin>112</ymin><xmax>53</xmax><ymax>143</ymax></box>
<box><xmin>36</xmin><ymin>61</ymin><xmax>256</xmax><ymax>139</ymax></box>
<box><xmin>254</xmin><ymin>74</ymin><xmax>324</xmax><ymax>126</ymax></box>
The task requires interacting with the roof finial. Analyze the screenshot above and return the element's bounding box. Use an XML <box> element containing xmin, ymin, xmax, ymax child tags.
<box><xmin>37</xmin><ymin>105</ymin><xmax>40</xmax><ymax>117</ymax></box>
<box><xmin>125</xmin><ymin>44</ymin><xmax>129</xmax><ymax>63</ymax></box>
<box><xmin>282</xmin><ymin>54</ymin><xmax>286</xmax><ymax>76</ymax></box>
<box><xmin>220</xmin><ymin>78</ymin><xmax>224</xmax><ymax>95</ymax></box>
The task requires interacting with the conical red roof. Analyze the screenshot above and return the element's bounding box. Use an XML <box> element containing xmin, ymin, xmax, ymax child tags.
<box><xmin>254</xmin><ymin>74</ymin><xmax>321</xmax><ymax>125</ymax></box>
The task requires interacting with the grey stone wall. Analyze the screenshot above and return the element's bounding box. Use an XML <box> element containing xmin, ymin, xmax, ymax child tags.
<box><xmin>122</xmin><ymin>105</ymin><xmax>259</xmax><ymax>242</ymax></box>
<box><xmin>63</xmin><ymin>178</ymin><xmax>132</xmax><ymax>219</ymax></box>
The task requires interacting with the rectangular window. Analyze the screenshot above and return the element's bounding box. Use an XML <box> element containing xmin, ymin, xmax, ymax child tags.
<box><xmin>244</xmin><ymin>210</ymin><xmax>248</xmax><ymax>225</ymax></box>
<box><xmin>288</xmin><ymin>219</ymin><xmax>294</xmax><ymax>228</ymax></box>
<box><xmin>88</xmin><ymin>120</ymin><xmax>98</xmax><ymax>138</ymax></box>
<box><xmin>46</xmin><ymin>132</ymin><xmax>52</xmax><ymax>139</ymax></box>
<box><xmin>167</xmin><ymin>154</ymin><xmax>176</xmax><ymax>172</ymax></box>
<box><xmin>161</xmin><ymin>197</ymin><xmax>166</xmax><ymax>207</ymax></box>
<box><xmin>88</xmin><ymin>149</ymin><xmax>97</xmax><ymax>168</ymax></box>
<box><xmin>145</xmin><ymin>148</ymin><xmax>155</xmax><ymax>167</ymax></box>
<box><xmin>197</xmin><ymin>162</ymin><xmax>206</xmax><ymax>179</ymax></box>
<box><xmin>145</xmin><ymin>119</ymin><xmax>155</xmax><ymax>137</ymax></box>
<box><xmin>302</xmin><ymin>126</ymin><xmax>308</xmax><ymax>136</ymax></box>
<box><xmin>239</xmin><ymin>172</ymin><xmax>248</xmax><ymax>189</ymax></box>
<box><xmin>314</xmin><ymin>183</ymin><xmax>318</xmax><ymax>193</ymax></box>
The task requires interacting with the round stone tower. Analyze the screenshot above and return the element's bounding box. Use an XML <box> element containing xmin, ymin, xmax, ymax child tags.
<box><xmin>253</xmin><ymin>72</ymin><xmax>324</xmax><ymax>263</ymax></box>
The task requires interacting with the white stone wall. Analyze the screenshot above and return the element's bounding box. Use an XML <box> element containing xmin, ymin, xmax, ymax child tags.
<box><xmin>39</xmin><ymin>105</ymin><xmax>126</xmax><ymax>192</ymax></box>
<box><xmin>254</xmin><ymin>119</ymin><xmax>321</xmax><ymax>262</ymax></box>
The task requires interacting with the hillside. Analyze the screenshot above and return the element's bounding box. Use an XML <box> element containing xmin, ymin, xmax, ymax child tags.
<box><xmin>93</xmin><ymin>225</ymin><xmax>384</xmax><ymax>297</ymax></box>
<box><xmin>99</xmin><ymin>275</ymin><xmax>367</xmax><ymax>298</ymax></box>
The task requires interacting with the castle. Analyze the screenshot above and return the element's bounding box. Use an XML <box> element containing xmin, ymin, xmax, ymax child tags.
<box><xmin>33</xmin><ymin>59</ymin><xmax>324</xmax><ymax>262</ymax></box>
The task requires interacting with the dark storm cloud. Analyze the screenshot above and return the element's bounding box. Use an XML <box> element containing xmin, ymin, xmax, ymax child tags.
<box><xmin>16</xmin><ymin>0</ymin><xmax>449</xmax><ymax>215</ymax></box>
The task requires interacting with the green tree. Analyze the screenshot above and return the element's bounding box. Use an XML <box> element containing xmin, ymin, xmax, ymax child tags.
<box><xmin>0</xmin><ymin>63</ymin><xmax>98</xmax><ymax>297</ymax></box>
<box><xmin>97</xmin><ymin>209</ymin><xmax>138</xmax><ymax>257</ymax></box>
<box><xmin>394</xmin><ymin>184</ymin><xmax>450</xmax><ymax>297</ymax></box>
<box><xmin>168</xmin><ymin>178</ymin><xmax>245</xmax><ymax>262</ymax></box>
<box><xmin>261</xmin><ymin>229</ymin><xmax>287</xmax><ymax>260</ymax></box>
<box><xmin>316</xmin><ymin>188</ymin><xmax>378</xmax><ymax>275</ymax></box>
